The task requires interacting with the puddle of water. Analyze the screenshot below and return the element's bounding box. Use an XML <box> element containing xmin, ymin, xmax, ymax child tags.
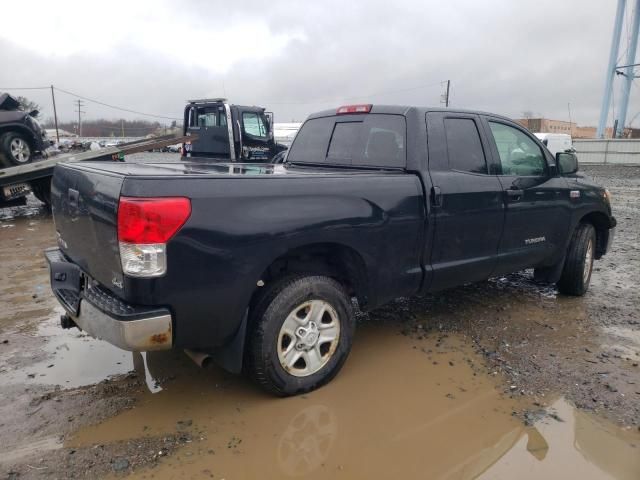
<box><xmin>66</xmin><ymin>324</ymin><xmax>640</xmax><ymax>480</ymax></box>
<box><xmin>479</xmin><ymin>399</ymin><xmax>640</xmax><ymax>480</ymax></box>
<box><xmin>3</xmin><ymin>318</ymin><xmax>134</xmax><ymax>388</ymax></box>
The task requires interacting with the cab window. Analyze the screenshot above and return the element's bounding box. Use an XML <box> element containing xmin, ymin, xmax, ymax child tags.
<box><xmin>243</xmin><ymin>112</ymin><xmax>268</xmax><ymax>138</ymax></box>
<box><xmin>288</xmin><ymin>114</ymin><xmax>405</xmax><ymax>168</ymax></box>
<box><xmin>488</xmin><ymin>122</ymin><xmax>546</xmax><ymax>176</ymax></box>
<box><xmin>444</xmin><ymin>118</ymin><xmax>487</xmax><ymax>174</ymax></box>
<box><xmin>189</xmin><ymin>107</ymin><xmax>227</xmax><ymax>128</ymax></box>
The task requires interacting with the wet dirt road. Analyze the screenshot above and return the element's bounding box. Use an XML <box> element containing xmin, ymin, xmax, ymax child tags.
<box><xmin>1</xmin><ymin>164</ymin><xmax>639</xmax><ymax>479</ymax></box>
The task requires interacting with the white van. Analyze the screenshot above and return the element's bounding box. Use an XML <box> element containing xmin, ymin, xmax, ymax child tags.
<box><xmin>534</xmin><ymin>133</ymin><xmax>574</xmax><ymax>156</ymax></box>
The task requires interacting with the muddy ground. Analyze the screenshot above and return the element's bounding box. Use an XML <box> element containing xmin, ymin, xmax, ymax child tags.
<box><xmin>0</xmin><ymin>162</ymin><xmax>638</xmax><ymax>479</ymax></box>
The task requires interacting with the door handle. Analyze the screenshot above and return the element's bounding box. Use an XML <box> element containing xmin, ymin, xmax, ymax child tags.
<box><xmin>506</xmin><ymin>189</ymin><xmax>524</xmax><ymax>201</ymax></box>
<box><xmin>431</xmin><ymin>186</ymin><xmax>442</xmax><ymax>207</ymax></box>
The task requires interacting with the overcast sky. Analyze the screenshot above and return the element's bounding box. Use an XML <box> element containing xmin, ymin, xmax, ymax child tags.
<box><xmin>0</xmin><ymin>0</ymin><xmax>636</xmax><ymax>127</ymax></box>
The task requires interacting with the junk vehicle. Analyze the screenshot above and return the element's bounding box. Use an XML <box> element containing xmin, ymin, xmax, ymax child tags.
<box><xmin>182</xmin><ymin>98</ymin><xmax>287</xmax><ymax>161</ymax></box>
<box><xmin>46</xmin><ymin>104</ymin><xmax>616</xmax><ymax>396</ymax></box>
<box><xmin>0</xmin><ymin>93</ymin><xmax>48</xmax><ymax>168</ymax></box>
<box><xmin>0</xmin><ymin>134</ymin><xmax>194</xmax><ymax>207</ymax></box>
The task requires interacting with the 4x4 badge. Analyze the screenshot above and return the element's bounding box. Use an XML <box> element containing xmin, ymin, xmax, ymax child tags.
<box><xmin>570</xmin><ymin>190</ymin><xmax>580</xmax><ymax>199</ymax></box>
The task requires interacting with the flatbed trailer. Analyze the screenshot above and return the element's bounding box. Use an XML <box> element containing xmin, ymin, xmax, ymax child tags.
<box><xmin>0</xmin><ymin>134</ymin><xmax>194</xmax><ymax>207</ymax></box>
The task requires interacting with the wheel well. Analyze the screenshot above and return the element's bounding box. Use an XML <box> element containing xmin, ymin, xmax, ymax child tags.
<box><xmin>253</xmin><ymin>243</ymin><xmax>370</xmax><ymax>308</ymax></box>
<box><xmin>0</xmin><ymin>126</ymin><xmax>35</xmax><ymax>147</ymax></box>
<box><xmin>579</xmin><ymin>211</ymin><xmax>611</xmax><ymax>258</ymax></box>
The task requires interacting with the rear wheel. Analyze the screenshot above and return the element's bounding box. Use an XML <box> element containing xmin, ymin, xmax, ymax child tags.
<box><xmin>246</xmin><ymin>275</ymin><xmax>355</xmax><ymax>396</ymax></box>
<box><xmin>557</xmin><ymin>223</ymin><xmax>596</xmax><ymax>296</ymax></box>
<box><xmin>0</xmin><ymin>132</ymin><xmax>32</xmax><ymax>167</ymax></box>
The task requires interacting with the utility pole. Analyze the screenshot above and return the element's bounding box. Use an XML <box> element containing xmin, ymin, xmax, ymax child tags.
<box><xmin>567</xmin><ymin>102</ymin><xmax>573</xmax><ymax>137</ymax></box>
<box><xmin>75</xmin><ymin>99</ymin><xmax>85</xmax><ymax>137</ymax></box>
<box><xmin>445</xmin><ymin>80</ymin><xmax>451</xmax><ymax>107</ymax></box>
<box><xmin>615</xmin><ymin>0</ymin><xmax>640</xmax><ymax>138</ymax></box>
<box><xmin>597</xmin><ymin>0</ymin><xmax>626</xmax><ymax>138</ymax></box>
<box><xmin>121</xmin><ymin>119</ymin><xmax>125</xmax><ymax>138</ymax></box>
<box><xmin>50</xmin><ymin>85</ymin><xmax>60</xmax><ymax>144</ymax></box>
<box><xmin>441</xmin><ymin>80</ymin><xmax>451</xmax><ymax>107</ymax></box>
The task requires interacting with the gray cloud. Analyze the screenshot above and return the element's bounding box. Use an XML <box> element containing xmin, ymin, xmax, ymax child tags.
<box><xmin>0</xmin><ymin>1</ymin><xmax>632</xmax><ymax>127</ymax></box>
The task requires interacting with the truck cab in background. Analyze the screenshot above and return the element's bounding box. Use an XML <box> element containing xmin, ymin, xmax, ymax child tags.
<box><xmin>182</xmin><ymin>98</ymin><xmax>286</xmax><ymax>162</ymax></box>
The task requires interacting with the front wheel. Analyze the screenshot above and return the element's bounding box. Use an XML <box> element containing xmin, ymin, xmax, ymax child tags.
<box><xmin>246</xmin><ymin>275</ymin><xmax>355</xmax><ymax>396</ymax></box>
<box><xmin>557</xmin><ymin>223</ymin><xmax>596</xmax><ymax>296</ymax></box>
<box><xmin>0</xmin><ymin>132</ymin><xmax>32</xmax><ymax>167</ymax></box>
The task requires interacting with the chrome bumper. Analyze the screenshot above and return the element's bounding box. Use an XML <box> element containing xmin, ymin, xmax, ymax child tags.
<box><xmin>70</xmin><ymin>299</ymin><xmax>173</xmax><ymax>351</ymax></box>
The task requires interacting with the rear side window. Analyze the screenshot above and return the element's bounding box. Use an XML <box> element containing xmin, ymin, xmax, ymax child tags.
<box><xmin>188</xmin><ymin>107</ymin><xmax>227</xmax><ymax>128</ymax></box>
<box><xmin>288</xmin><ymin>114</ymin><xmax>406</xmax><ymax>168</ymax></box>
<box><xmin>444</xmin><ymin>118</ymin><xmax>487</xmax><ymax>174</ymax></box>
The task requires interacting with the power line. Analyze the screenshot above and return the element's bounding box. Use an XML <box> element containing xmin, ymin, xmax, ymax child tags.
<box><xmin>0</xmin><ymin>86</ymin><xmax>50</xmax><ymax>90</ymax></box>
<box><xmin>262</xmin><ymin>80</ymin><xmax>447</xmax><ymax>105</ymax></box>
<box><xmin>54</xmin><ymin>86</ymin><xmax>181</xmax><ymax>120</ymax></box>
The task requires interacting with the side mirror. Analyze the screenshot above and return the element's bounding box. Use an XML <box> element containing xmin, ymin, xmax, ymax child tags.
<box><xmin>29</xmin><ymin>109</ymin><xmax>39</xmax><ymax>117</ymax></box>
<box><xmin>556</xmin><ymin>152</ymin><xmax>578</xmax><ymax>175</ymax></box>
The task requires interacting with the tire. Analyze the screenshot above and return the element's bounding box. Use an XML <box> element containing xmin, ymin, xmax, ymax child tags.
<box><xmin>0</xmin><ymin>132</ymin><xmax>32</xmax><ymax>167</ymax></box>
<box><xmin>557</xmin><ymin>223</ymin><xmax>596</xmax><ymax>296</ymax></box>
<box><xmin>246</xmin><ymin>275</ymin><xmax>355</xmax><ymax>396</ymax></box>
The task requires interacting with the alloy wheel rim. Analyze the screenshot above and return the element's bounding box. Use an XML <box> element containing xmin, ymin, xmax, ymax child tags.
<box><xmin>10</xmin><ymin>138</ymin><xmax>30</xmax><ymax>163</ymax></box>
<box><xmin>277</xmin><ymin>300</ymin><xmax>340</xmax><ymax>377</ymax></box>
<box><xmin>583</xmin><ymin>239</ymin><xmax>593</xmax><ymax>284</ymax></box>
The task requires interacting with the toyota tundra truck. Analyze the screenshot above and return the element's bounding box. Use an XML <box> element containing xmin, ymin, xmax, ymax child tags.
<box><xmin>45</xmin><ymin>104</ymin><xmax>616</xmax><ymax>395</ymax></box>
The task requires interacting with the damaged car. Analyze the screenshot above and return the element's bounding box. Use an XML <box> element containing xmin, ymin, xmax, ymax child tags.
<box><xmin>0</xmin><ymin>92</ymin><xmax>48</xmax><ymax>167</ymax></box>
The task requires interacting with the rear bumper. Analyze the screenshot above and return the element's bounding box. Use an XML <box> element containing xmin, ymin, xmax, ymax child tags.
<box><xmin>69</xmin><ymin>300</ymin><xmax>172</xmax><ymax>352</ymax></box>
<box><xmin>45</xmin><ymin>248</ymin><xmax>173</xmax><ymax>351</ymax></box>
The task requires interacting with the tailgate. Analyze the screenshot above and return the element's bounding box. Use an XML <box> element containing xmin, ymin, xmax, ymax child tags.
<box><xmin>51</xmin><ymin>164</ymin><xmax>124</xmax><ymax>293</ymax></box>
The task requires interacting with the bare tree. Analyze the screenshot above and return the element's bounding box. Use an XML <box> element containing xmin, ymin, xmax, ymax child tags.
<box><xmin>16</xmin><ymin>96</ymin><xmax>42</xmax><ymax>117</ymax></box>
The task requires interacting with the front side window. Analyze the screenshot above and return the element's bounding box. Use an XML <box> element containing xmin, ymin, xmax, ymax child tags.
<box><xmin>488</xmin><ymin>122</ymin><xmax>546</xmax><ymax>176</ymax></box>
<box><xmin>444</xmin><ymin>118</ymin><xmax>487</xmax><ymax>174</ymax></box>
<box><xmin>243</xmin><ymin>112</ymin><xmax>267</xmax><ymax>138</ymax></box>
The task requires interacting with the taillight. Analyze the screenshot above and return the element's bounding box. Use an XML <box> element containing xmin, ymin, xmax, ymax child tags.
<box><xmin>336</xmin><ymin>104</ymin><xmax>372</xmax><ymax>115</ymax></box>
<box><xmin>117</xmin><ymin>197</ymin><xmax>191</xmax><ymax>277</ymax></box>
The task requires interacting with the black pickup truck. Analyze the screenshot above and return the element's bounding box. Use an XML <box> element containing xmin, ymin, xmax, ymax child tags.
<box><xmin>45</xmin><ymin>104</ymin><xmax>615</xmax><ymax>395</ymax></box>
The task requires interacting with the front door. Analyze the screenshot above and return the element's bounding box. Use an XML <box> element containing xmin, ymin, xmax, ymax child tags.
<box><xmin>235</xmin><ymin>107</ymin><xmax>275</xmax><ymax>162</ymax></box>
<box><xmin>426</xmin><ymin>112</ymin><xmax>505</xmax><ymax>291</ymax></box>
<box><xmin>483</xmin><ymin>118</ymin><xmax>571</xmax><ymax>274</ymax></box>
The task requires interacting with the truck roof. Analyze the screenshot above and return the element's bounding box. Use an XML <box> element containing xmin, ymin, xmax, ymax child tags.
<box><xmin>187</xmin><ymin>98</ymin><xmax>228</xmax><ymax>104</ymax></box>
<box><xmin>307</xmin><ymin>105</ymin><xmax>515</xmax><ymax>123</ymax></box>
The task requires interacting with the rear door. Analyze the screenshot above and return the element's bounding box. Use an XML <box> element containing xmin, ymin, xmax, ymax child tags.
<box><xmin>483</xmin><ymin>118</ymin><xmax>570</xmax><ymax>273</ymax></box>
<box><xmin>426</xmin><ymin>112</ymin><xmax>504</xmax><ymax>290</ymax></box>
<box><xmin>185</xmin><ymin>104</ymin><xmax>231</xmax><ymax>158</ymax></box>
